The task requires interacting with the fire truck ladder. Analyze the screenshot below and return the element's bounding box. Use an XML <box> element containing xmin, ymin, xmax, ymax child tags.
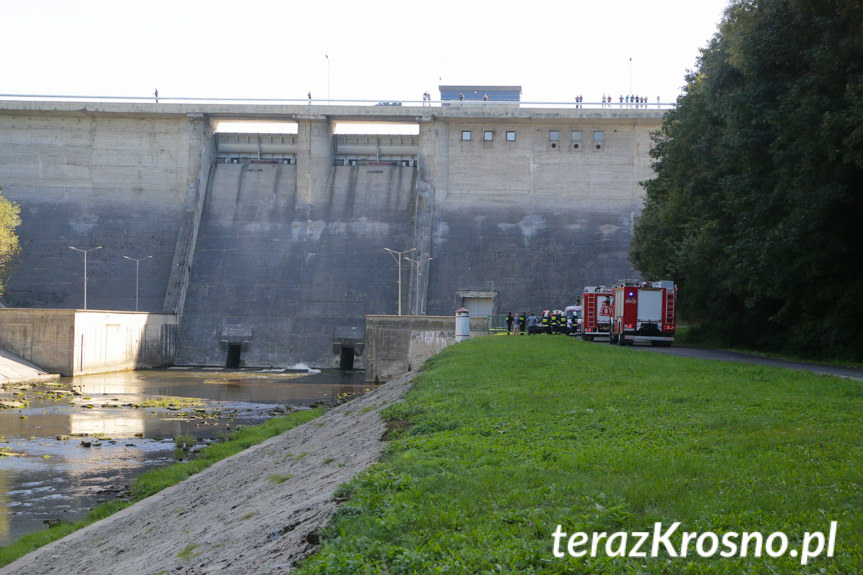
<box><xmin>585</xmin><ymin>296</ymin><xmax>596</xmax><ymax>328</ymax></box>
<box><xmin>665</xmin><ymin>290</ymin><xmax>676</xmax><ymax>327</ymax></box>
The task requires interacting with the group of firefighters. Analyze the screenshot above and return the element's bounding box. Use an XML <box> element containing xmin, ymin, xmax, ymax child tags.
<box><xmin>505</xmin><ymin>310</ymin><xmax>578</xmax><ymax>336</ymax></box>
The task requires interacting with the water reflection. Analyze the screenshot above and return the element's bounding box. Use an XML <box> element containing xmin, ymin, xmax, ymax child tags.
<box><xmin>69</xmin><ymin>413</ymin><xmax>145</xmax><ymax>437</ymax></box>
<box><xmin>0</xmin><ymin>368</ymin><xmax>371</xmax><ymax>547</ymax></box>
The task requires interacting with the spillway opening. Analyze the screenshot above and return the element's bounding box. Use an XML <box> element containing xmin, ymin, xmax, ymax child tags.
<box><xmin>225</xmin><ymin>343</ymin><xmax>242</xmax><ymax>369</ymax></box>
<box><xmin>339</xmin><ymin>345</ymin><xmax>355</xmax><ymax>371</ymax></box>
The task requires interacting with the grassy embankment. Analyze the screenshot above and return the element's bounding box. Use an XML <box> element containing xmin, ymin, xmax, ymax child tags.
<box><xmin>0</xmin><ymin>407</ymin><xmax>323</xmax><ymax>567</ymax></box>
<box><xmin>298</xmin><ymin>335</ymin><xmax>863</xmax><ymax>574</ymax></box>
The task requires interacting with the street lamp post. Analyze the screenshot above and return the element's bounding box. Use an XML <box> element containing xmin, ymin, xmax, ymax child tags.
<box><xmin>384</xmin><ymin>247</ymin><xmax>415</xmax><ymax>316</ymax></box>
<box><xmin>629</xmin><ymin>57</ymin><xmax>633</xmax><ymax>100</ymax></box>
<box><xmin>123</xmin><ymin>255</ymin><xmax>152</xmax><ymax>311</ymax></box>
<box><xmin>325</xmin><ymin>54</ymin><xmax>330</xmax><ymax>103</ymax></box>
<box><xmin>68</xmin><ymin>245</ymin><xmax>102</xmax><ymax>310</ymax></box>
<box><xmin>405</xmin><ymin>256</ymin><xmax>433</xmax><ymax>315</ymax></box>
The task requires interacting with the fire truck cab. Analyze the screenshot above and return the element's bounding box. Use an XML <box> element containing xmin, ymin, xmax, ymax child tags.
<box><xmin>609</xmin><ymin>280</ymin><xmax>677</xmax><ymax>346</ymax></box>
<box><xmin>580</xmin><ymin>286</ymin><xmax>614</xmax><ymax>341</ymax></box>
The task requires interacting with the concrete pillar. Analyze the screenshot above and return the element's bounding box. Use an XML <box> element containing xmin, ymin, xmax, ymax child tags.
<box><xmin>295</xmin><ymin>114</ymin><xmax>333</xmax><ymax>204</ymax></box>
<box><xmin>163</xmin><ymin>114</ymin><xmax>215</xmax><ymax>317</ymax></box>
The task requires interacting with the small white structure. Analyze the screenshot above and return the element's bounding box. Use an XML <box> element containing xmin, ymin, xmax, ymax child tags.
<box><xmin>455</xmin><ymin>308</ymin><xmax>470</xmax><ymax>342</ymax></box>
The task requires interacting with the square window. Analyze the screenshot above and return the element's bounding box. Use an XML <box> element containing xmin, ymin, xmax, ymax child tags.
<box><xmin>484</xmin><ymin>130</ymin><xmax>494</xmax><ymax>141</ymax></box>
<box><xmin>506</xmin><ymin>131</ymin><xmax>516</xmax><ymax>142</ymax></box>
<box><xmin>549</xmin><ymin>131</ymin><xmax>560</xmax><ymax>142</ymax></box>
<box><xmin>593</xmin><ymin>131</ymin><xmax>604</xmax><ymax>142</ymax></box>
<box><xmin>462</xmin><ymin>130</ymin><xmax>472</xmax><ymax>141</ymax></box>
<box><xmin>571</xmin><ymin>131</ymin><xmax>582</xmax><ymax>142</ymax></box>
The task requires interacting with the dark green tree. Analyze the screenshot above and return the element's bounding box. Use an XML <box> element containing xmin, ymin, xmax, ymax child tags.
<box><xmin>633</xmin><ymin>0</ymin><xmax>863</xmax><ymax>359</ymax></box>
<box><xmin>0</xmin><ymin>186</ymin><xmax>21</xmax><ymax>299</ymax></box>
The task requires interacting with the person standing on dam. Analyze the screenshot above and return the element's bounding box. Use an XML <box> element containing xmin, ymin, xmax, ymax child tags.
<box><xmin>506</xmin><ymin>312</ymin><xmax>514</xmax><ymax>335</ymax></box>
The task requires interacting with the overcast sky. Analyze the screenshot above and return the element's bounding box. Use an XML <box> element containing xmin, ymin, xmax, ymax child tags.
<box><xmin>1</xmin><ymin>0</ymin><xmax>731</xmax><ymax>104</ymax></box>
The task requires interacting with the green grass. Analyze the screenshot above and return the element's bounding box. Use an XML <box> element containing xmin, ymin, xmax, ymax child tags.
<box><xmin>0</xmin><ymin>407</ymin><xmax>323</xmax><ymax>567</ymax></box>
<box><xmin>298</xmin><ymin>336</ymin><xmax>863</xmax><ymax>574</ymax></box>
<box><xmin>267</xmin><ymin>474</ymin><xmax>293</xmax><ymax>484</ymax></box>
<box><xmin>176</xmin><ymin>543</ymin><xmax>202</xmax><ymax>561</ymax></box>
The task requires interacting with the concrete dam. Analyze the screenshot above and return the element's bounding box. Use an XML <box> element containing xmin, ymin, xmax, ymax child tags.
<box><xmin>0</xmin><ymin>97</ymin><xmax>662</xmax><ymax>369</ymax></box>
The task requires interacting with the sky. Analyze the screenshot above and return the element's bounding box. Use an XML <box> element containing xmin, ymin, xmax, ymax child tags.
<box><xmin>1</xmin><ymin>0</ymin><xmax>731</xmax><ymax>104</ymax></box>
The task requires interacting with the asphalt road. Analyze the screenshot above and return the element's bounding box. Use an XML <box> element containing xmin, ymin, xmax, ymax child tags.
<box><xmin>631</xmin><ymin>344</ymin><xmax>863</xmax><ymax>381</ymax></box>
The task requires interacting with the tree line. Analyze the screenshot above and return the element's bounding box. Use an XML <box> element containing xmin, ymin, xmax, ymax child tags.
<box><xmin>631</xmin><ymin>0</ymin><xmax>863</xmax><ymax>360</ymax></box>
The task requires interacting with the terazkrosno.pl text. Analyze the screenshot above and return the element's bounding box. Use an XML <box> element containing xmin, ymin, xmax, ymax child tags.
<box><xmin>551</xmin><ymin>521</ymin><xmax>837</xmax><ymax>566</ymax></box>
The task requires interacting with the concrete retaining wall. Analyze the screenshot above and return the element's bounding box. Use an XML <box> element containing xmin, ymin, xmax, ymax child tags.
<box><xmin>0</xmin><ymin>309</ymin><xmax>177</xmax><ymax>376</ymax></box>
<box><xmin>364</xmin><ymin>314</ymin><xmax>489</xmax><ymax>383</ymax></box>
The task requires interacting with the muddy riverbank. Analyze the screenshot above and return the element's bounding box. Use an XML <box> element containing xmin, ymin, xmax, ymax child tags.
<box><xmin>0</xmin><ymin>370</ymin><xmax>413</xmax><ymax>575</ymax></box>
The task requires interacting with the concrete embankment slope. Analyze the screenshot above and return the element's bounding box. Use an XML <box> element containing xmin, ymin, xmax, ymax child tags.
<box><xmin>0</xmin><ymin>371</ymin><xmax>414</xmax><ymax>575</ymax></box>
<box><xmin>0</xmin><ymin>349</ymin><xmax>56</xmax><ymax>386</ymax></box>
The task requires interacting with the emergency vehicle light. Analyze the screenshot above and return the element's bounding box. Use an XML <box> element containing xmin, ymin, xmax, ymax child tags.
<box><xmin>627</xmin><ymin>291</ymin><xmax>635</xmax><ymax>297</ymax></box>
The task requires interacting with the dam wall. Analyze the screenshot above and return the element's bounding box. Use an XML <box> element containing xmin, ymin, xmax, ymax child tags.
<box><xmin>0</xmin><ymin>100</ymin><xmax>661</xmax><ymax>369</ymax></box>
<box><xmin>0</xmin><ymin>107</ymin><xmax>211</xmax><ymax>313</ymax></box>
<box><xmin>175</xmin><ymin>161</ymin><xmax>415</xmax><ymax>367</ymax></box>
<box><xmin>419</xmin><ymin>111</ymin><xmax>654</xmax><ymax>316</ymax></box>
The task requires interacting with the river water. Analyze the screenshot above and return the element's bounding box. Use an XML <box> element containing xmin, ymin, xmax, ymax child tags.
<box><xmin>0</xmin><ymin>367</ymin><xmax>372</xmax><ymax>547</ymax></box>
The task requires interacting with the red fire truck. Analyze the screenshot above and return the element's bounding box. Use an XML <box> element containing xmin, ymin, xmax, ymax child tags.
<box><xmin>609</xmin><ymin>280</ymin><xmax>677</xmax><ymax>346</ymax></box>
<box><xmin>580</xmin><ymin>285</ymin><xmax>614</xmax><ymax>341</ymax></box>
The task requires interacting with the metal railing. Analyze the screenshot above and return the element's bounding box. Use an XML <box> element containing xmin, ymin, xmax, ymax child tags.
<box><xmin>0</xmin><ymin>93</ymin><xmax>677</xmax><ymax>110</ymax></box>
